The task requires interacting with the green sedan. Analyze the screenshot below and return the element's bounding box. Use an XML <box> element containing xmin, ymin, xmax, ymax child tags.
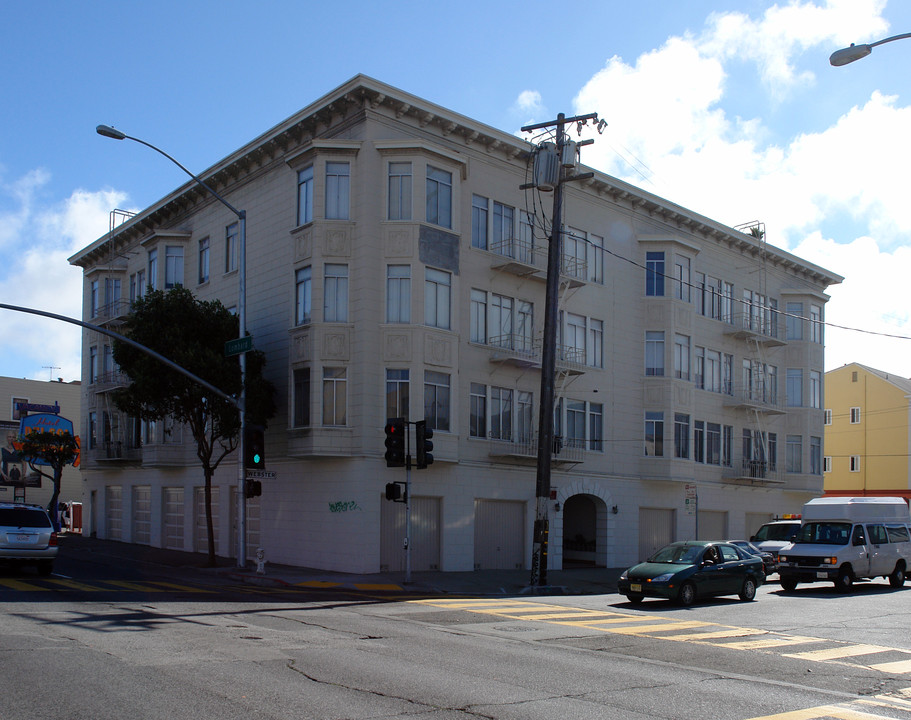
<box><xmin>617</xmin><ymin>540</ymin><xmax>765</xmax><ymax>606</ymax></box>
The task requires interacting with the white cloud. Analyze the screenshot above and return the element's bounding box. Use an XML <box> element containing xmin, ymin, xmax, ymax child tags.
<box><xmin>794</xmin><ymin>232</ymin><xmax>911</xmax><ymax>375</ymax></box>
<box><xmin>569</xmin><ymin>1</ymin><xmax>911</xmax><ymax>373</ymax></box>
<box><xmin>511</xmin><ymin>89</ymin><xmax>548</xmax><ymax>128</ymax></box>
<box><xmin>0</xmin><ymin>173</ymin><xmax>128</xmax><ymax>382</ymax></box>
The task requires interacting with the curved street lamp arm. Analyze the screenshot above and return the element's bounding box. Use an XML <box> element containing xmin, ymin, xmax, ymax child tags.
<box><xmin>95</xmin><ymin>125</ymin><xmax>244</xmax><ymax>220</ymax></box>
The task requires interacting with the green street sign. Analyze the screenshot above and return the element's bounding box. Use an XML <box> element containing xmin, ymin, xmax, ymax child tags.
<box><xmin>225</xmin><ymin>336</ymin><xmax>253</xmax><ymax>357</ymax></box>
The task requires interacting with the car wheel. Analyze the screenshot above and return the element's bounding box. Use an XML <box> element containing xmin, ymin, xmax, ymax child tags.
<box><xmin>835</xmin><ymin>567</ymin><xmax>854</xmax><ymax>593</ymax></box>
<box><xmin>37</xmin><ymin>561</ymin><xmax>53</xmax><ymax>576</ymax></box>
<box><xmin>889</xmin><ymin>563</ymin><xmax>906</xmax><ymax>589</ymax></box>
<box><xmin>779</xmin><ymin>577</ymin><xmax>798</xmax><ymax>592</ymax></box>
<box><xmin>626</xmin><ymin>594</ymin><xmax>644</xmax><ymax>605</ymax></box>
<box><xmin>739</xmin><ymin>577</ymin><xmax>757</xmax><ymax>602</ymax></box>
<box><xmin>676</xmin><ymin>582</ymin><xmax>697</xmax><ymax>606</ymax></box>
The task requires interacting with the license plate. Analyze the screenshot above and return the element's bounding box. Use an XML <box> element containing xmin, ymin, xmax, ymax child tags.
<box><xmin>816</xmin><ymin>571</ymin><xmax>828</xmax><ymax>579</ymax></box>
<box><xmin>16</xmin><ymin>534</ymin><xmax>34</xmax><ymax>543</ymax></box>
<box><xmin>630</xmin><ymin>583</ymin><xmax>642</xmax><ymax>592</ymax></box>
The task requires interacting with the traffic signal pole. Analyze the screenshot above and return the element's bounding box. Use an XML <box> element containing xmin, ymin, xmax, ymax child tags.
<box><xmin>405</xmin><ymin>424</ymin><xmax>412</xmax><ymax>585</ymax></box>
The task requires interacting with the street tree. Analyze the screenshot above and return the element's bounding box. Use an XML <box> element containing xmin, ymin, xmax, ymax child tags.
<box><xmin>112</xmin><ymin>287</ymin><xmax>275</xmax><ymax>567</ymax></box>
<box><xmin>15</xmin><ymin>430</ymin><xmax>80</xmax><ymax>531</ymax></box>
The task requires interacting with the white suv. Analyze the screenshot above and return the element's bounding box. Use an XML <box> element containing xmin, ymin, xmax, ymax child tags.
<box><xmin>0</xmin><ymin>503</ymin><xmax>58</xmax><ymax>575</ymax></box>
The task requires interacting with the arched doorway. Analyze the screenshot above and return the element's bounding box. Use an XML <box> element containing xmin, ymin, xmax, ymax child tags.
<box><xmin>561</xmin><ymin>494</ymin><xmax>606</xmax><ymax>567</ymax></box>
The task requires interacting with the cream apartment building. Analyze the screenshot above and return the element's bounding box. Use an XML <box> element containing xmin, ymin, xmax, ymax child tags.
<box><xmin>69</xmin><ymin>75</ymin><xmax>842</xmax><ymax>573</ymax></box>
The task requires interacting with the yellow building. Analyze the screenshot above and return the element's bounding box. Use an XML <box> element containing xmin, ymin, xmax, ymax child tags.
<box><xmin>824</xmin><ymin>363</ymin><xmax>911</xmax><ymax>500</ymax></box>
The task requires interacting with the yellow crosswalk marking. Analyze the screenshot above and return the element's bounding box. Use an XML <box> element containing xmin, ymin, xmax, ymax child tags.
<box><xmin>44</xmin><ymin>578</ymin><xmax>102</xmax><ymax>591</ymax></box>
<box><xmin>410</xmin><ymin>598</ymin><xmax>911</xmax><ymax>678</ymax></box>
<box><xmin>744</xmin><ymin>703</ymin><xmax>889</xmax><ymax>719</ymax></box>
<box><xmin>721</xmin><ymin>635</ymin><xmax>825</xmax><ymax>650</ymax></box>
<box><xmin>352</xmin><ymin>583</ymin><xmax>403</xmax><ymax>591</ymax></box>
<box><xmin>668</xmin><ymin>628</ymin><xmax>766</xmax><ymax>641</ymax></box>
<box><xmin>785</xmin><ymin>644</ymin><xmax>889</xmax><ymax>661</ymax></box>
<box><xmin>869</xmin><ymin>658</ymin><xmax>911</xmax><ymax>674</ymax></box>
<box><xmin>598</xmin><ymin>620</ymin><xmax>712</xmax><ymax>635</ymax></box>
<box><xmin>147</xmin><ymin>581</ymin><xmax>214</xmax><ymax>593</ymax></box>
<box><xmin>0</xmin><ymin>578</ymin><xmax>50</xmax><ymax>591</ymax></box>
<box><xmin>103</xmin><ymin>581</ymin><xmax>167</xmax><ymax>592</ymax></box>
<box><xmin>511</xmin><ymin>611</ymin><xmax>627</xmax><ymax>620</ymax></box>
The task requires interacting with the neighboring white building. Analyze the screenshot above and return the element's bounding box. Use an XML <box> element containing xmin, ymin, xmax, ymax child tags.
<box><xmin>69</xmin><ymin>75</ymin><xmax>842</xmax><ymax>573</ymax></box>
<box><xmin>1</xmin><ymin>375</ymin><xmax>83</xmax><ymax>510</ymax></box>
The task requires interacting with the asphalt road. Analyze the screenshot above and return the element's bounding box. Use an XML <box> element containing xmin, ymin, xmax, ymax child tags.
<box><xmin>2</xmin><ymin>542</ymin><xmax>911</xmax><ymax>719</ymax></box>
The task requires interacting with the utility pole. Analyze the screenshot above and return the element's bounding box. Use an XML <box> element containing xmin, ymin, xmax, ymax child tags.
<box><xmin>522</xmin><ymin>112</ymin><xmax>599</xmax><ymax>588</ymax></box>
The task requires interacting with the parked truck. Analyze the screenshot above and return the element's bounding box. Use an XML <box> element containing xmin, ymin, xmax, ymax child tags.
<box><xmin>777</xmin><ymin>496</ymin><xmax>911</xmax><ymax>593</ymax></box>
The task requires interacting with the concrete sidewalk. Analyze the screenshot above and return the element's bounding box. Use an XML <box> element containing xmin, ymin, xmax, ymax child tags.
<box><xmin>62</xmin><ymin>534</ymin><xmax>623</xmax><ymax>596</ymax></box>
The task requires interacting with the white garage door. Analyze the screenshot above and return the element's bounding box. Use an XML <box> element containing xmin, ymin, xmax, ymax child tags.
<box><xmin>132</xmin><ymin>486</ymin><xmax>151</xmax><ymax>545</ymax></box>
<box><xmin>638</xmin><ymin>507</ymin><xmax>675</xmax><ymax>562</ymax></box>
<box><xmin>380</xmin><ymin>496</ymin><xmax>440</xmax><ymax>572</ymax></box>
<box><xmin>163</xmin><ymin>487</ymin><xmax>185</xmax><ymax>550</ymax></box>
<box><xmin>105</xmin><ymin>485</ymin><xmax>123</xmax><ymax>541</ymax></box>
<box><xmin>474</xmin><ymin>499</ymin><xmax>525</xmax><ymax>570</ymax></box>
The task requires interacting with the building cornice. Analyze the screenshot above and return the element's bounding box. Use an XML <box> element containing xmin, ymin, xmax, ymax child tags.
<box><xmin>69</xmin><ymin>74</ymin><xmax>844</xmax><ymax>289</ymax></box>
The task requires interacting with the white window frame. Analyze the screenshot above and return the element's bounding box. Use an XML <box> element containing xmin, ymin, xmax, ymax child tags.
<box><xmin>424</xmin><ymin>267</ymin><xmax>451</xmax><ymax>330</ymax></box>
<box><xmin>323</xmin><ymin>264</ymin><xmax>349</xmax><ymax>323</ymax></box>
<box><xmin>325</xmin><ymin>161</ymin><xmax>350</xmax><ymax>220</ymax></box>
<box><xmin>426</xmin><ymin>165</ymin><xmax>452</xmax><ymax>228</ymax></box>
<box><xmin>164</xmin><ymin>245</ymin><xmax>184</xmax><ymax>289</ymax></box>
<box><xmin>198</xmin><ymin>237</ymin><xmax>210</xmax><ymax>284</ymax></box>
<box><xmin>385</xmin><ymin>368</ymin><xmax>409</xmax><ymax>421</ymax></box>
<box><xmin>645</xmin><ymin>331</ymin><xmax>665</xmax><ymax>377</ymax></box>
<box><xmin>850</xmin><ymin>407</ymin><xmax>861</xmax><ymax>424</ymax></box>
<box><xmin>321</xmin><ymin>367</ymin><xmax>347</xmax><ymax>427</ymax></box>
<box><xmin>295</xmin><ymin>266</ymin><xmax>312</xmax><ymax>326</ymax></box>
<box><xmin>297</xmin><ymin>165</ymin><xmax>314</xmax><ymax>226</ymax></box>
<box><xmin>224</xmin><ymin>223</ymin><xmax>237</xmax><ymax>274</ymax></box>
<box><xmin>387</xmin><ymin>162</ymin><xmax>412</xmax><ymax>221</ymax></box>
<box><xmin>386</xmin><ymin>265</ymin><xmax>411</xmax><ymax>324</ymax></box>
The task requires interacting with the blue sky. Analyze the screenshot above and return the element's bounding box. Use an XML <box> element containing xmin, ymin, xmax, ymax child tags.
<box><xmin>3</xmin><ymin>0</ymin><xmax>911</xmax><ymax>382</ymax></box>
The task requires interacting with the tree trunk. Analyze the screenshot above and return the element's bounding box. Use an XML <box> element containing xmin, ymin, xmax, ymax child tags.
<box><xmin>46</xmin><ymin>466</ymin><xmax>63</xmax><ymax>532</ymax></box>
<box><xmin>204</xmin><ymin>466</ymin><xmax>216</xmax><ymax>567</ymax></box>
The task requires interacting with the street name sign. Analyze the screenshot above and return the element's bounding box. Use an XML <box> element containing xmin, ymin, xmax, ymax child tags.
<box><xmin>225</xmin><ymin>336</ymin><xmax>253</xmax><ymax>356</ymax></box>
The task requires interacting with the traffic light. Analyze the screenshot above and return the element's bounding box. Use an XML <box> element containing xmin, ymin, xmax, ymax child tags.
<box><xmin>244</xmin><ymin>424</ymin><xmax>265</xmax><ymax>469</ymax></box>
<box><xmin>245</xmin><ymin>478</ymin><xmax>262</xmax><ymax>498</ymax></box>
<box><xmin>415</xmin><ymin>419</ymin><xmax>434</xmax><ymax>469</ymax></box>
<box><xmin>384</xmin><ymin>417</ymin><xmax>406</xmax><ymax>467</ymax></box>
<box><xmin>385</xmin><ymin>482</ymin><xmax>403</xmax><ymax>501</ymax></box>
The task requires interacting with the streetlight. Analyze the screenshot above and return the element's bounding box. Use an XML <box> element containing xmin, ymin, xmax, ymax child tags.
<box><xmin>96</xmin><ymin>124</ymin><xmax>250</xmax><ymax>568</ymax></box>
<box><xmin>830</xmin><ymin>32</ymin><xmax>911</xmax><ymax>66</ymax></box>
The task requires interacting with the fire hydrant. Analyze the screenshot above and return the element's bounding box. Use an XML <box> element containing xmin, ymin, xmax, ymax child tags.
<box><xmin>255</xmin><ymin>547</ymin><xmax>266</xmax><ymax>575</ymax></box>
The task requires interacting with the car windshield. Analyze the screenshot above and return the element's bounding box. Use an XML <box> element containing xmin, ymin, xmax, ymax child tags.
<box><xmin>0</xmin><ymin>507</ymin><xmax>51</xmax><ymax>528</ymax></box>
<box><xmin>795</xmin><ymin>522</ymin><xmax>851</xmax><ymax>545</ymax></box>
<box><xmin>648</xmin><ymin>544</ymin><xmax>704</xmax><ymax>564</ymax></box>
<box><xmin>753</xmin><ymin>523</ymin><xmax>798</xmax><ymax>541</ymax></box>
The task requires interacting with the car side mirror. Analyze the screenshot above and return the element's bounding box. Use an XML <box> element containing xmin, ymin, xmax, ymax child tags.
<box><xmin>749</xmin><ymin>535</ymin><xmax>756</xmax><ymax>541</ymax></box>
<box><xmin>853</xmin><ymin>536</ymin><xmax>865</xmax><ymax>547</ymax></box>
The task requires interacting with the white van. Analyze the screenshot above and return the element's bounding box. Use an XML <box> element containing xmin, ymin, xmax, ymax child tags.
<box><xmin>777</xmin><ymin>497</ymin><xmax>911</xmax><ymax>593</ymax></box>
